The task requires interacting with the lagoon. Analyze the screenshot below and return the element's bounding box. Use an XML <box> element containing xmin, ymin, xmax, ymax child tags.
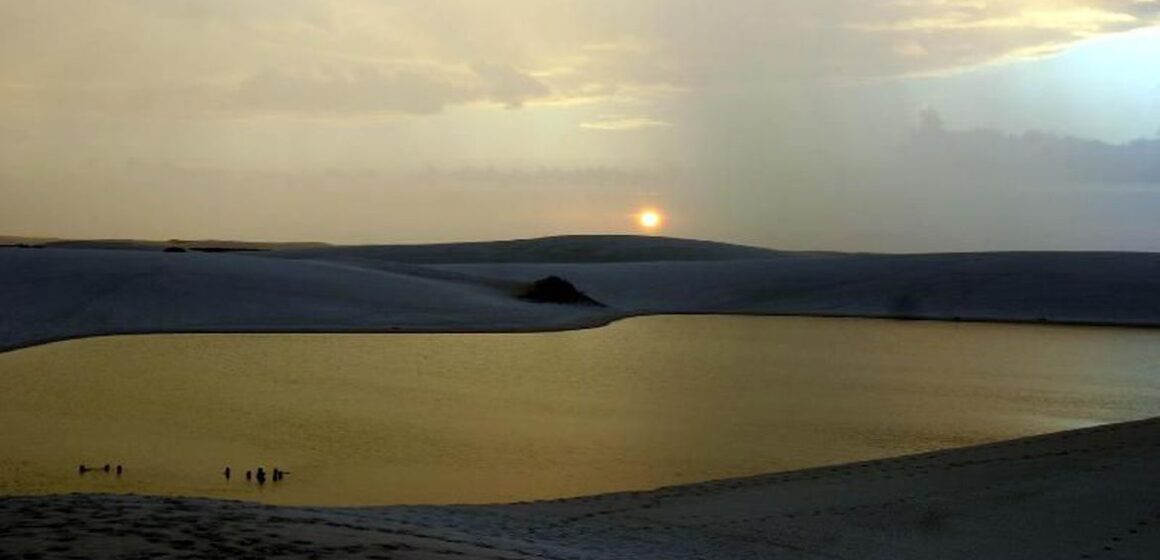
<box><xmin>1</xmin><ymin>316</ymin><xmax>1159</xmax><ymax>505</ymax></box>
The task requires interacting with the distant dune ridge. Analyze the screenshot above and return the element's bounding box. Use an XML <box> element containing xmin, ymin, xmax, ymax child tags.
<box><xmin>270</xmin><ymin>234</ymin><xmax>784</xmax><ymax>263</ymax></box>
<box><xmin>3</xmin><ymin>234</ymin><xmax>1160</xmax><ymax>352</ymax></box>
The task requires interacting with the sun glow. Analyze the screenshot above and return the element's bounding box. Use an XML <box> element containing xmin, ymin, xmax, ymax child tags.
<box><xmin>638</xmin><ymin>210</ymin><xmax>663</xmax><ymax>231</ymax></box>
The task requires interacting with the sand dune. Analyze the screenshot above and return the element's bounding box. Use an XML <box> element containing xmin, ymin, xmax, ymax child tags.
<box><xmin>4</xmin><ymin>235</ymin><xmax>1160</xmax><ymax>557</ymax></box>
<box><xmin>9</xmin><ymin>234</ymin><xmax>1160</xmax><ymax>558</ymax></box>
<box><xmin>0</xmin><ymin>244</ymin><xmax>615</xmax><ymax>352</ymax></box>
<box><xmin>3</xmin><ymin>235</ymin><xmax>1160</xmax><ymax>351</ymax></box>
<box><xmin>2</xmin><ymin>417</ymin><xmax>1158</xmax><ymax>559</ymax></box>
<box><xmin>272</xmin><ymin>234</ymin><xmax>787</xmax><ymax>263</ymax></box>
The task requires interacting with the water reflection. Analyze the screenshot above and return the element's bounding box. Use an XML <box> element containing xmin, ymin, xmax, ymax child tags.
<box><xmin>1</xmin><ymin>316</ymin><xmax>1158</xmax><ymax>505</ymax></box>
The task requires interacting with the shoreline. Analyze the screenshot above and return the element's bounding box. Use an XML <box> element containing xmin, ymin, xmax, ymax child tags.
<box><xmin>4</xmin><ymin>310</ymin><xmax>1160</xmax><ymax>355</ymax></box>
<box><xmin>3</xmin><ymin>417</ymin><xmax>1159</xmax><ymax>558</ymax></box>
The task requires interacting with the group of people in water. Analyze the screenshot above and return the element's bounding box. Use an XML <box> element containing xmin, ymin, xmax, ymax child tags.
<box><xmin>78</xmin><ymin>464</ymin><xmax>122</xmax><ymax>476</ymax></box>
<box><xmin>77</xmin><ymin>463</ymin><xmax>289</xmax><ymax>487</ymax></box>
<box><xmin>223</xmin><ymin>466</ymin><xmax>289</xmax><ymax>485</ymax></box>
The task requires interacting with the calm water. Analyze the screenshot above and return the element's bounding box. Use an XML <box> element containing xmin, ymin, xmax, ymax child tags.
<box><xmin>1</xmin><ymin>316</ymin><xmax>1159</xmax><ymax>506</ymax></box>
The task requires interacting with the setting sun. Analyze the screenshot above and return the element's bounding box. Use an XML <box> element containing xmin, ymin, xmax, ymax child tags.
<box><xmin>638</xmin><ymin>210</ymin><xmax>663</xmax><ymax>230</ymax></box>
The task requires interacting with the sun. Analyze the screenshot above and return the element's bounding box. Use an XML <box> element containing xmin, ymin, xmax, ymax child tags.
<box><xmin>638</xmin><ymin>210</ymin><xmax>663</xmax><ymax>230</ymax></box>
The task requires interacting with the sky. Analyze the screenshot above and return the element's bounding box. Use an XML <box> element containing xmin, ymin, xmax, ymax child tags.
<box><xmin>2</xmin><ymin>0</ymin><xmax>1159</xmax><ymax>251</ymax></box>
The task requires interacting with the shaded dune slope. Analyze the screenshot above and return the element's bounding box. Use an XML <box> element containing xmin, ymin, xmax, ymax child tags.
<box><xmin>440</xmin><ymin>251</ymin><xmax>1160</xmax><ymax>323</ymax></box>
<box><xmin>4</xmin><ymin>236</ymin><xmax>1160</xmax><ymax>351</ymax></box>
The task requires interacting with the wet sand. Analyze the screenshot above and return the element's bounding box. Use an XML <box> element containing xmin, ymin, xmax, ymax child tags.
<box><xmin>2</xmin><ymin>417</ymin><xmax>1159</xmax><ymax>559</ymax></box>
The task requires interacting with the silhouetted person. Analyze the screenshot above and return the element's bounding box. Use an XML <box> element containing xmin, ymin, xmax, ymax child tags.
<box><xmin>245</xmin><ymin>470</ymin><xmax>252</xmax><ymax>481</ymax></box>
<box><xmin>272</xmin><ymin>468</ymin><xmax>281</xmax><ymax>482</ymax></box>
<box><xmin>78</xmin><ymin>464</ymin><xmax>89</xmax><ymax>475</ymax></box>
<box><xmin>256</xmin><ymin>467</ymin><xmax>266</xmax><ymax>485</ymax></box>
<box><xmin>115</xmin><ymin>465</ymin><xmax>123</xmax><ymax>477</ymax></box>
<box><xmin>102</xmin><ymin>464</ymin><xmax>110</xmax><ymax>473</ymax></box>
<box><xmin>224</xmin><ymin>466</ymin><xmax>231</xmax><ymax>480</ymax></box>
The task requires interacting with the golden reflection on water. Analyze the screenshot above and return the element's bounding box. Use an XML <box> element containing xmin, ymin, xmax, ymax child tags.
<box><xmin>1</xmin><ymin>316</ymin><xmax>1159</xmax><ymax>506</ymax></box>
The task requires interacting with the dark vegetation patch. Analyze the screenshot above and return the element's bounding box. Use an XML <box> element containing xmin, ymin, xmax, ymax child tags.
<box><xmin>518</xmin><ymin>276</ymin><xmax>603</xmax><ymax>306</ymax></box>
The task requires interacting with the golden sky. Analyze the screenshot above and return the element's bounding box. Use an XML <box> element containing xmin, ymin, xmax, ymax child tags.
<box><xmin>2</xmin><ymin>1</ymin><xmax>1159</xmax><ymax>249</ymax></box>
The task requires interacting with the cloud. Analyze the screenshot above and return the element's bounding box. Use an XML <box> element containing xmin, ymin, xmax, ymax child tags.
<box><xmin>854</xmin><ymin>7</ymin><xmax>1138</xmax><ymax>33</ymax></box>
<box><xmin>230</xmin><ymin>68</ymin><xmax>471</xmax><ymax>116</ymax></box>
<box><xmin>580</xmin><ymin>115</ymin><xmax>671</xmax><ymax>131</ymax></box>
<box><xmin>3</xmin><ymin>0</ymin><xmax>1157</xmax><ymax>121</ymax></box>
<box><xmin>838</xmin><ymin>1</ymin><xmax>1160</xmax><ymax>75</ymax></box>
<box><xmin>224</xmin><ymin>63</ymin><xmax>551</xmax><ymax>117</ymax></box>
<box><xmin>128</xmin><ymin>0</ymin><xmax>333</xmax><ymax>29</ymax></box>
<box><xmin>904</xmin><ymin>108</ymin><xmax>1160</xmax><ymax>184</ymax></box>
<box><xmin>470</xmin><ymin>62</ymin><xmax>552</xmax><ymax>109</ymax></box>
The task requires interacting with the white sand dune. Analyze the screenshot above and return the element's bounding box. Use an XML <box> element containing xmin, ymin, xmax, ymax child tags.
<box><xmin>4</xmin><ymin>235</ymin><xmax>1160</xmax><ymax>351</ymax></box>
<box><xmin>2</xmin><ymin>417</ymin><xmax>1158</xmax><ymax>559</ymax></box>
<box><xmin>5</xmin><ymin>235</ymin><xmax>1160</xmax><ymax>558</ymax></box>
<box><xmin>0</xmin><ymin>243</ymin><xmax>617</xmax><ymax>352</ymax></box>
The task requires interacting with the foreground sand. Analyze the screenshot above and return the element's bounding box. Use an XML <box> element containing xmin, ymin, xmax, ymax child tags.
<box><xmin>3</xmin><ymin>417</ymin><xmax>1158</xmax><ymax>559</ymax></box>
